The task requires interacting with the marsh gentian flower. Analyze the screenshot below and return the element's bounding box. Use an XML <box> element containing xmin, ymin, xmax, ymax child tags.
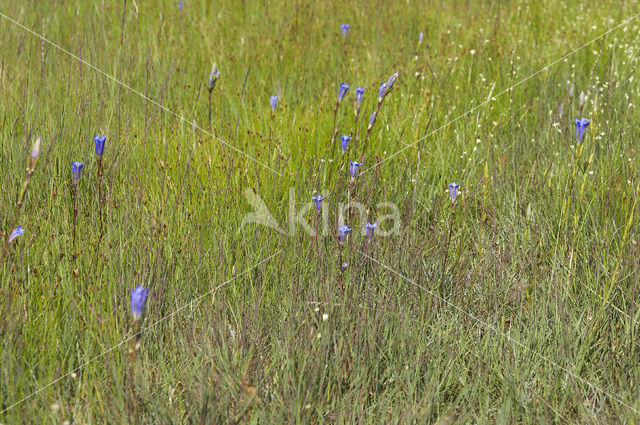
<box><xmin>341</xmin><ymin>24</ymin><xmax>350</xmax><ymax>37</ymax></box>
<box><xmin>130</xmin><ymin>286</ymin><xmax>149</xmax><ymax>321</ymax></box>
<box><xmin>340</xmin><ymin>135</ymin><xmax>352</xmax><ymax>152</ymax></box>
<box><xmin>207</xmin><ymin>64</ymin><xmax>220</xmax><ymax>92</ymax></box>
<box><xmin>30</xmin><ymin>136</ymin><xmax>41</xmax><ymax>161</ymax></box>
<box><xmin>449</xmin><ymin>183</ymin><xmax>460</xmax><ymax>203</ymax></box>
<box><xmin>365</xmin><ymin>222</ymin><xmax>376</xmax><ymax>239</ymax></box>
<box><xmin>9</xmin><ymin>226</ymin><xmax>24</xmax><ymax>243</ymax></box>
<box><xmin>575</xmin><ymin>118</ymin><xmax>590</xmax><ymax>143</ymax></box>
<box><xmin>340</xmin><ymin>262</ymin><xmax>348</xmax><ymax>272</ymax></box>
<box><xmin>28</xmin><ymin>136</ymin><xmax>41</xmax><ymax>171</ymax></box>
<box><xmin>368</xmin><ymin>110</ymin><xmax>377</xmax><ymax>129</ymax></box>
<box><xmin>419</xmin><ymin>31</ymin><xmax>424</xmax><ymax>43</ymax></box>
<box><xmin>349</xmin><ymin>161</ymin><xmax>362</xmax><ymax>178</ymax></box>
<box><xmin>72</xmin><ymin>161</ymin><xmax>84</xmax><ymax>181</ymax></box>
<box><xmin>355</xmin><ymin>87</ymin><xmax>365</xmax><ymax>108</ymax></box>
<box><xmin>378</xmin><ymin>82</ymin><xmax>387</xmax><ymax>101</ymax></box>
<box><xmin>338</xmin><ymin>83</ymin><xmax>350</xmax><ymax>103</ymax></box>
<box><xmin>94</xmin><ymin>136</ymin><xmax>106</xmax><ymax>157</ymax></box>
<box><xmin>178</xmin><ymin>1</ymin><xmax>184</xmax><ymax>11</ymax></box>
<box><xmin>338</xmin><ymin>225</ymin><xmax>351</xmax><ymax>242</ymax></box>
<box><xmin>385</xmin><ymin>72</ymin><xmax>398</xmax><ymax>93</ymax></box>
<box><xmin>270</xmin><ymin>95</ymin><xmax>278</xmax><ymax>111</ymax></box>
<box><xmin>312</xmin><ymin>194</ymin><xmax>325</xmax><ymax>212</ymax></box>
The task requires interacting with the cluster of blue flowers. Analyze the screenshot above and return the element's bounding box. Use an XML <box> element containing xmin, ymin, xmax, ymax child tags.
<box><xmin>307</xmin><ymin>70</ymin><xmax>403</xmax><ymax>246</ymax></box>
<box><xmin>341</xmin><ymin>24</ymin><xmax>350</xmax><ymax>38</ymax></box>
<box><xmin>70</xmin><ymin>135</ymin><xmax>109</xmax><ymax>183</ymax></box>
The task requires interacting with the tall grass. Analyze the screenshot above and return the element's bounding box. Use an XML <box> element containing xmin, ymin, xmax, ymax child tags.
<box><xmin>1</xmin><ymin>0</ymin><xmax>640</xmax><ymax>422</ymax></box>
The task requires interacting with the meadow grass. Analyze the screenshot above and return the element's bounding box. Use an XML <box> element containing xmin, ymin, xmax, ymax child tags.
<box><xmin>1</xmin><ymin>0</ymin><xmax>640</xmax><ymax>423</ymax></box>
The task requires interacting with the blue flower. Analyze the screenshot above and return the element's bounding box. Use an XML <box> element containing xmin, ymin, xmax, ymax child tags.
<box><xmin>340</xmin><ymin>262</ymin><xmax>348</xmax><ymax>272</ymax></box>
<box><xmin>377</xmin><ymin>74</ymin><xmax>398</xmax><ymax>101</ymax></box>
<box><xmin>338</xmin><ymin>225</ymin><xmax>351</xmax><ymax>242</ymax></box>
<box><xmin>28</xmin><ymin>136</ymin><xmax>42</xmax><ymax>171</ymax></box>
<box><xmin>575</xmin><ymin>118</ymin><xmax>590</xmax><ymax>143</ymax></box>
<box><xmin>178</xmin><ymin>1</ymin><xmax>184</xmax><ymax>11</ymax></box>
<box><xmin>365</xmin><ymin>222</ymin><xmax>376</xmax><ymax>239</ymax></box>
<box><xmin>368</xmin><ymin>110</ymin><xmax>377</xmax><ymax>129</ymax></box>
<box><xmin>270</xmin><ymin>95</ymin><xmax>278</xmax><ymax>111</ymax></box>
<box><xmin>312</xmin><ymin>194</ymin><xmax>325</xmax><ymax>212</ymax></box>
<box><xmin>386</xmin><ymin>72</ymin><xmax>398</xmax><ymax>89</ymax></box>
<box><xmin>349</xmin><ymin>161</ymin><xmax>362</xmax><ymax>178</ymax></box>
<box><xmin>208</xmin><ymin>64</ymin><xmax>220</xmax><ymax>91</ymax></box>
<box><xmin>338</xmin><ymin>83</ymin><xmax>350</xmax><ymax>103</ymax></box>
<box><xmin>9</xmin><ymin>226</ymin><xmax>24</xmax><ymax>243</ymax></box>
<box><xmin>449</xmin><ymin>182</ymin><xmax>460</xmax><ymax>203</ymax></box>
<box><xmin>130</xmin><ymin>286</ymin><xmax>149</xmax><ymax>321</ymax></box>
<box><xmin>340</xmin><ymin>135</ymin><xmax>352</xmax><ymax>152</ymax></box>
<box><xmin>94</xmin><ymin>135</ymin><xmax>106</xmax><ymax>157</ymax></box>
<box><xmin>355</xmin><ymin>87</ymin><xmax>365</xmax><ymax>107</ymax></box>
<box><xmin>341</xmin><ymin>23</ymin><xmax>350</xmax><ymax>37</ymax></box>
<box><xmin>30</xmin><ymin>136</ymin><xmax>41</xmax><ymax>161</ymax></box>
<box><xmin>72</xmin><ymin>161</ymin><xmax>84</xmax><ymax>181</ymax></box>
<box><xmin>378</xmin><ymin>82</ymin><xmax>386</xmax><ymax>101</ymax></box>
<box><xmin>419</xmin><ymin>31</ymin><xmax>424</xmax><ymax>43</ymax></box>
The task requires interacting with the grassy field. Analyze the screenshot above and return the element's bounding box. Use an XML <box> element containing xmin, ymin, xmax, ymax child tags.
<box><xmin>2</xmin><ymin>0</ymin><xmax>640</xmax><ymax>423</ymax></box>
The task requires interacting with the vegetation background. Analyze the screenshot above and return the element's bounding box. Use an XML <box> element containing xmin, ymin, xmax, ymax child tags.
<box><xmin>1</xmin><ymin>0</ymin><xmax>640</xmax><ymax>423</ymax></box>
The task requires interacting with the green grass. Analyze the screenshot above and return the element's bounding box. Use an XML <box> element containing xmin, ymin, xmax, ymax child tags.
<box><xmin>1</xmin><ymin>0</ymin><xmax>640</xmax><ymax>423</ymax></box>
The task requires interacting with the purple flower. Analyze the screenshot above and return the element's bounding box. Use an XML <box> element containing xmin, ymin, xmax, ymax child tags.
<box><xmin>385</xmin><ymin>72</ymin><xmax>398</xmax><ymax>93</ymax></box>
<box><xmin>28</xmin><ymin>136</ymin><xmax>41</xmax><ymax>171</ymax></box>
<box><xmin>341</xmin><ymin>24</ymin><xmax>350</xmax><ymax>37</ymax></box>
<box><xmin>30</xmin><ymin>136</ymin><xmax>41</xmax><ymax>160</ymax></box>
<box><xmin>419</xmin><ymin>31</ymin><xmax>424</xmax><ymax>43</ymax></box>
<box><xmin>338</xmin><ymin>83</ymin><xmax>350</xmax><ymax>103</ymax></box>
<box><xmin>270</xmin><ymin>95</ymin><xmax>278</xmax><ymax>111</ymax></box>
<box><xmin>312</xmin><ymin>194</ymin><xmax>325</xmax><ymax>212</ymax></box>
<box><xmin>340</xmin><ymin>135</ymin><xmax>352</xmax><ymax>152</ymax></box>
<box><xmin>365</xmin><ymin>222</ymin><xmax>376</xmax><ymax>239</ymax></box>
<box><xmin>178</xmin><ymin>1</ymin><xmax>184</xmax><ymax>11</ymax></box>
<box><xmin>72</xmin><ymin>161</ymin><xmax>84</xmax><ymax>181</ymax></box>
<box><xmin>340</xmin><ymin>262</ymin><xmax>348</xmax><ymax>272</ymax></box>
<box><xmin>449</xmin><ymin>183</ymin><xmax>460</xmax><ymax>203</ymax></box>
<box><xmin>349</xmin><ymin>161</ymin><xmax>362</xmax><ymax>178</ymax></box>
<box><xmin>208</xmin><ymin>64</ymin><xmax>220</xmax><ymax>92</ymax></box>
<box><xmin>9</xmin><ymin>226</ymin><xmax>24</xmax><ymax>243</ymax></box>
<box><xmin>338</xmin><ymin>225</ymin><xmax>351</xmax><ymax>242</ymax></box>
<box><xmin>378</xmin><ymin>82</ymin><xmax>387</xmax><ymax>101</ymax></box>
<box><xmin>130</xmin><ymin>286</ymin><xmax>149</xmax><ymax>321</ymax></box>
<box><xmin>355</xmin><ymin>87</ymin><xmax>365</xmax><ymax>107</ymax></box>
<box><xmin>94</xmin><ymin>135</ymin><xmax>106</xmax><ymax>157</ymax></box>
<box><xmin>575</xmin><ymin>118</ymin><xmax>590</xmax><ymax>143</ymax></box>
<box><xmin>368</xmin><ymin>110</ymin><xmax>377</xmax><ymax>129</ymax></box>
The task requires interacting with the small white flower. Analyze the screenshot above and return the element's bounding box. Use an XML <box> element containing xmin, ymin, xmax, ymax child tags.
<box><xmin>322</xmin><ymin>313</ymin><xmax>329</xmax><ymax>321</ymax></box>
